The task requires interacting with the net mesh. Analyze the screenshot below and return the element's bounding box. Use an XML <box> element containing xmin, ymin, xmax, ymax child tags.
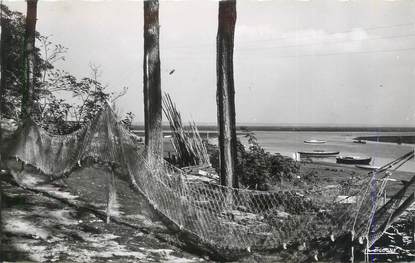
<box><xmin>4</xmin><ymin>103</ymin><xmax>413</xmax><ymax>256</ymax></box>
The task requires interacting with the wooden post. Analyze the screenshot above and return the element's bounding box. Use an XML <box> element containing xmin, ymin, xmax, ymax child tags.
<box><xmin>143</xmin><ymin>0</ymin><xmax>162</xmax><ymax>159</ymax></box>
<box><xmin>413</xmin><ymin>214</ymin><xmax>415</xmax><ymax>249</ymax></box>
<box><xmin>350</xmin><ymin>231</ymin><xmax>354</xmax><ymax>263</ymax></box>
<box><xmin>106</xmin><ymin>165</ymin><xmax>116</xmax><ymax>224</ymax></box>
<box><xmin>216</xmin><ymin>0</ymin><xmax>238</xmax><ymax>188</ymax></box>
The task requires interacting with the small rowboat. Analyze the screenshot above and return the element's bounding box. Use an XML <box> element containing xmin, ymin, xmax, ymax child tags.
<box><xmin>304</xmin><ymin>139</ymin><xmax>326</xmax><ymax>144</ymax></box>
<box><xmin>336</xmin><ymin>156</ymin><xmax>372</xmax><ymax>165</ymax></box>
<box><xmin>298</xmin><ymin>150</ymin><xmax>340</xmax><ymax>157</ymax></box>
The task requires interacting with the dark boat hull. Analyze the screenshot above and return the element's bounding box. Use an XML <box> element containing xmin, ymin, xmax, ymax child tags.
<box><xmin>336</xmin><ymin>157</ymin><xmax>371</xmax><ymax>165</ymax></box>
<box><xmin>353</xmin><ymin>140</ymin><xmax>367</xmax><ymax>144</ymax></box>
<box><xmin>298</xmin><ymin>151</ymin><xmax>340</xmax><ymax>157</ymax></box>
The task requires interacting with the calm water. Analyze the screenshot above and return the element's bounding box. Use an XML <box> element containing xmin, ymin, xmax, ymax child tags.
<box><xmin>239</xmin><ymin>131</ymin><xmax>415</xmax><ymax>172</ymax></box>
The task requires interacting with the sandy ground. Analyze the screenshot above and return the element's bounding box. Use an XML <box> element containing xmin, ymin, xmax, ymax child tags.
<box><xmin>2</xmin><ymin>158</ymin><xmax>415</xmax><ymax>262</ymax></box>
<box><xmin>1</xmin><ymin>164</ymin><xmax>206</xmax><ymax>263</ymax></box>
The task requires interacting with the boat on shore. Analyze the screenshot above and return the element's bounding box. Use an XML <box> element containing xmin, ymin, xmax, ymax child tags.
<box><xmin>304</xmin><ymin>139</ymin><xmax>326</xmax><ymax>144</ymax></box>
<box><xmin>298</xmin><ymin>150</ymin><xmax>340</xmax><ymax>157</ymax></box>
<box><xmin>353</xmin><ymin>139</ymin><xmax>367</xmax><ymax>144</ymax></box>
<box><xmin>355</xmin><ymin>164</ymin><xmax>381</xmax><ymax>171</ymax></box>
<box><xmin>336</xmin><ymin>156</ymin><xmax>372</xmax><ymax>165</ymax></box>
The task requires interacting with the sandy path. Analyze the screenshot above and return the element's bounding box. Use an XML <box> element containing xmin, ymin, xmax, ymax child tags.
<box><xmin>1</xmin><ymin>166</ymin><xmax>206</xmax><ymax>263</ymax></box>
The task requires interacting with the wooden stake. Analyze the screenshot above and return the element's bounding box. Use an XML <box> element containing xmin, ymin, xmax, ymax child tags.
<box><xmin>413</xmin><ymin>214</ymin><xmax>415</xmax><ymax>249</ymax></box>
<box><xmin>350</xmin><ymin>231</ymin><xmax>354</xmax><ymax>263</ymax></box>
<box><xmin>106</xmin><ymin>165</ymin><xmax>116</xmax><ymax>224</ymax></box>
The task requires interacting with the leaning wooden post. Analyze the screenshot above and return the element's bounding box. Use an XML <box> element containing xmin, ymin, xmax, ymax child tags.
<box><xmin>216</xmin><ymin>0</ymin><xmax>238</xmax><ymax>188</ymax></box>
<box><xmin>368</xmin><ymin>192</ymin><xmax>415</xmax><ymax>248</ymax></box>
<box><xmin>143</xmin><ymin>0</ymin><xmax>163</xmax><ymax>160</ymax></box>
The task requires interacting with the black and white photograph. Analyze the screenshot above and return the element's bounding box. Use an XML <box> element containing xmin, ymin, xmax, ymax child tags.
<box><xmin>1</xmin><ymin>0</ymin><xmax>415</xmax><ymax>262</ymax></box>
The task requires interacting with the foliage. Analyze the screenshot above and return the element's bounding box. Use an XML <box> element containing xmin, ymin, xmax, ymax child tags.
<box><xmin>42</xmin><ymin>70</ymin><xmax>110</xmax><ymax>119</ymax></box>
<box><xmin>1</xmin><ymin>4</ymin><xmax>132</xmax><ymax>134</ymax></box>
<box><xmin>121</xmin><ymin>111</ymin><xmax>135</xmax><ymax>131</ymax></box>
<box><xmin>39</xmin><ymin>95</ymin><xmax>74</xmax><ymax>134</ymax></box>
<box><xmin>0</xmin><ymin>4</ymin><xmax>49</xmax><ymax>120</ymax></box>
<box><xmin>209</xmin><ymin>133</ymin><xmax>300</xmax><ymax>190</ymax></box>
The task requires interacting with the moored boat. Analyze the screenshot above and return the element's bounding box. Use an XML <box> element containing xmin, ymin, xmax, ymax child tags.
<box><xmin>353</xmin><ymin>139</ymin><xmax>367</xmax><ymax>144</ymax></box>
<box><xmin>336</xmin><ymin>156</ymin><xmax>372</xmax><ymax>165</ymax></box>
<box><xmin>304</xmin><ymin>139</ymin><xmax>326</xmax><ymax>144</ymax></box>
<box><xmin>298</xmin><ymin>150</ymin><xmax>340</xmax><ymax>157</ymax></box>
<box><xmin>355</xmin><ymin>164</ymin><xmax>381</xmax><ymax>171</ymax></box>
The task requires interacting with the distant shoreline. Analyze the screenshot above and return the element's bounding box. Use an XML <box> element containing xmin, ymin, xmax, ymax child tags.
<box><xmin>354</xmin><ymin>135</ymin><xmax>415</xmax><ymax>145</ymax></box>
<box><xmin>131</xmin><ymin>125</ymin><xmax>415</xmax><ymax>133</ymax></box>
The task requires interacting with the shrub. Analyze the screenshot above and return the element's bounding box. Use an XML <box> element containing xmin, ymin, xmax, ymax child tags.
<box><xmin>208</xmin><ymin>133</ymin><xmax>300</xmax><ymax>190</ymax></box>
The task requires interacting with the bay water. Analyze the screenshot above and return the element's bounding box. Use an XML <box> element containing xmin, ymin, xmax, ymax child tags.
<box><xmin>246</xmin><ymin>131</ymin><xmax>415</xmax><ymax>172</ymax></box>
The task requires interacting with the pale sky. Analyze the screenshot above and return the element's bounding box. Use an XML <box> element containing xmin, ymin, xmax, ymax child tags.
<box><xmin>5</xmin><ymin>0</ymin><xmax>415</xmax><ymax>126</ymax></box>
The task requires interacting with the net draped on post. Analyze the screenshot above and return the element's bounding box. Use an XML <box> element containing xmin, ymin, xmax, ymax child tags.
<box><xmin>4</xmin><ymin>103</ymin><xmax>414</xmax><ymax>257</ymax></box>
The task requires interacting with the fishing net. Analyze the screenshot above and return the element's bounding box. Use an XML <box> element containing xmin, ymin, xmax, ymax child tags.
<box><xmin>4</xmin><ymin>103</ymin><xmax>414</xmax><ymax>257</ymax></box>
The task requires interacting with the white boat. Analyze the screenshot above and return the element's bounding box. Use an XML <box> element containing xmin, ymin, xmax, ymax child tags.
<box><xmin>355</xmin><ymin>164</ymin><xmax>381</xmax><ymax>171</ymax></box>
<box><xmin>304</xmin><ymin>139</ymin><xmax>326</xmax><ymax>144</ymax></box>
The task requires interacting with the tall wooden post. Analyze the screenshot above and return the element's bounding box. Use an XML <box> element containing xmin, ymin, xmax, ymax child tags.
<box><xmin>143</xmin><ymin>0</ymin><xmax>162</xmax><ymax>159</ymax></box>
<box><xmin>216</xmin><ymin>0</ymin><xmax>238</xmax><ymax>188</ymax></box>
<box><xmin>21</xmin><ymin>0</ymin><xmax>38</xmax><ymax>119</ymax></box>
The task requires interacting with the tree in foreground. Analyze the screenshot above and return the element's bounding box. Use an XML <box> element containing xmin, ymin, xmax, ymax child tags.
<box><xmin>216</xmin><ymin>0</ymin><xmax>238</xmax><ymax>188</ymax></box>
<box><xmin>0</xmin><ymin>2</ymin><xmax>3</xmax><ymax>259</ymax></box>
<box><xmin>143</xmin><ymin>0</ymin><xmax>162</xmax><ymax>159</ymax></box>
<box><xmin>21</xmin><ymin>0</ymin><xmax>38</xmax><ymax>119</ymax></box>
<box><xmin>0</xmin><ymin>4</ymin><xmax>49</xmax><ymax>120</ymax></box>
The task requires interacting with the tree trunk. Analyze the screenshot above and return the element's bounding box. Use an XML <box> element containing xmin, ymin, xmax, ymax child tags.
<box><xmin>22</xmin><ymin>0</ymin><xmax>38</xmax><ymax>119</ymax></box>
<box><xmin>0</xmin><ymin>5</ymin><xmax>4</xmax><ymax>259</ymax></box>
<box><xmin>143</xmin><ymin>0</ymin><xmax>162</xmax><ymax>159</ymax></box>
<box><xmin>216</xmin><ymin>0</ymin><xmax>238</xmax><ymax>188</ymax></box>
<box><xmin>0</xmin><ymin>4</ymin><xmax>3</xmax><ymax>158</ymax></box>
